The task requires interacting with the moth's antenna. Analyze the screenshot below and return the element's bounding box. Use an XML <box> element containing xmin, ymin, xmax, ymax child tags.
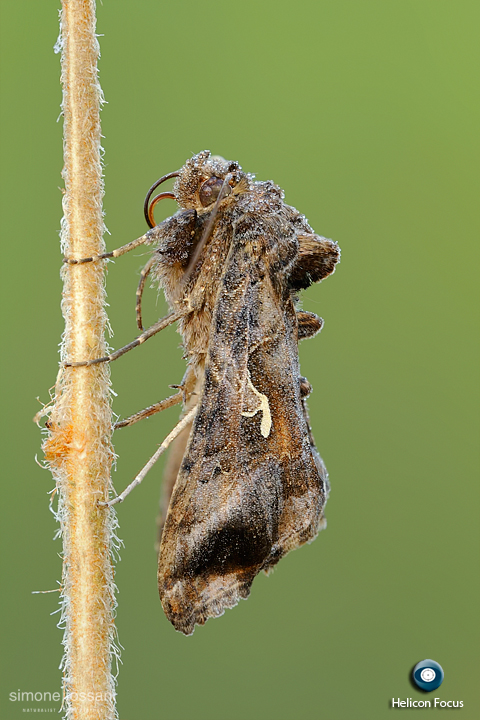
<box><xmin>181</xmin><ymin>176</ymin><xmax>232</xmax><ymax>287</ymax></box>
<box><xmin>144</xmin><ymin>171</ymin><xmax>180</xmax><ymax>228</ymax></box>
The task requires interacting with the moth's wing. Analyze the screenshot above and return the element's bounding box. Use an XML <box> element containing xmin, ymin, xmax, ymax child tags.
<box><xmin>158</xmin><ymin>224</ymin><xmax>328</xmax><ymax>635</ymax></box>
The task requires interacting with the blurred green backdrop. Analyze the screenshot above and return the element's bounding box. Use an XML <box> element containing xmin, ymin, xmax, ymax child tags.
<box><xmin>1</xmin><ymin>1</ymin><xmax>478</xmax><ymax>718</ymax></box>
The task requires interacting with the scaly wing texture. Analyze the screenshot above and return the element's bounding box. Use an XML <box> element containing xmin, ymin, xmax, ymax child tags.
<box><xmin>158</xmin><ymin>218</ymin><xmax>328</xmax><ymax>635</ymax></box>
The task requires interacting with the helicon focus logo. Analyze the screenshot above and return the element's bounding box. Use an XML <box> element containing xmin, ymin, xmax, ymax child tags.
<box><xmin>412</xmin><ymin>659</ymin><xmax>444</xmax><ymax>691</ymax></box>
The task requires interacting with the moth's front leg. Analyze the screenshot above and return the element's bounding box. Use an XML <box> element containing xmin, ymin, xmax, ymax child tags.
<box><xmin>62</xmin><ymin>210</ymin><xmax>199</xmax><ymax>366</ymax></box>
<box><xmin>289</xmin><ymin>234</ymin><xmax>340</xmax><ymax>290</ymax></box>
<box><xmin>62</xmin><ymin>231</ymin><xmax>156</xmax><ymax>265</ymax></box>
<box><xmin>62</xmin><ymin>208</ymin><xmax>197</xmax><ymax>265</ymax></box>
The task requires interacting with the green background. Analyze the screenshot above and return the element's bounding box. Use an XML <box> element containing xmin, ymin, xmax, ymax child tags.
<box><xmin>1</xmin><ymin>1</ymin><xmax>478</xmax><ymax>718</ymax></box>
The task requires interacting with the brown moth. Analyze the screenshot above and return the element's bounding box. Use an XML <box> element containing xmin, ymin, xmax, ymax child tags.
<box><xmin>64</xmin><ymin>151</ymin><xmax>340</xmax><ymax>635</ymax></box>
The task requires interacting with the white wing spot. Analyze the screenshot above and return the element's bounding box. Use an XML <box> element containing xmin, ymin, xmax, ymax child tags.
<box><xmin>241</xmin><ymin>371</ymin><xmax>272</xmax><ymax>438</ymax></box>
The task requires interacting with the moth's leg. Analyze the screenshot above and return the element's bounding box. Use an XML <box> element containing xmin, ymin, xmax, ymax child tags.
<box><xmin>101</xmin><ymin>405</ymin><xmax>197</xmax><ymax>508</ymax></box>
<box><xmin>289</xmin><ymin>234</ymin><xmax>340</xmax><ymax>290</ymax></box>
<box><xmin>114</xmin><ymin>391</ymin><xmax>183</xmax><ymax>429</ymax></box>
<box><xmin>156</xmin><ymin>417</ymin><xmax>193</xmax><ymax>549</ymax></box>
<box><xmin>63</xmin><ymin>232</ymin><xmax>151</xmax><ymax>265</ymax></box>
<box><xmin>156</xmin><ymin>364</ymin><xmax>199</xmax><ymax>543</ymax></box>
<box><xmin>135</xmin><ymin>255</ymin><xmax>157</xmax><ymax>331</ymax></box>
<box><xmin>64</xmin><ymin>307</ymin><xmax>189</xmax><ymax>367</ymax></box>
<box><xmin>297</xmin><ymin>310</ymin><xmax>324</xmax><ymax>339</ymax></box>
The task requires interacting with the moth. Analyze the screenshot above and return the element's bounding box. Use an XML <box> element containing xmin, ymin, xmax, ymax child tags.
<box><xmin>64</xmin><ymin>151</ymin><xmax>340</xmax><ymax>635</ymax></box>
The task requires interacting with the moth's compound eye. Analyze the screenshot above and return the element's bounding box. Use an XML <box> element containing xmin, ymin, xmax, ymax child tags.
<box><xmin>199</xmin><ymin>176</ymin><xmax>225</xmax><ymax>207</ymax></box>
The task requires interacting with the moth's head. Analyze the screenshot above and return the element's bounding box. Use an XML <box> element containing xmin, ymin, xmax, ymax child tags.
<box><xmin>174</xmin><ymin>150</ymin><xmax>250</xmax><ymax>211</ymax></box>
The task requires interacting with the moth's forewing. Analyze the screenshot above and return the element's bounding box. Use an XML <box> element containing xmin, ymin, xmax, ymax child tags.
<box><xmin>158</xmin><ymin>220</ymin><xmax>328</xmax><ymax>635</ymax></box>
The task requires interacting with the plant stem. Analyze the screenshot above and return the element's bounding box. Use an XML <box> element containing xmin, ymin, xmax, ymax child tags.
<box><xmin>43</xmin><ymin>2</ymin><xmax>117</xmax><ymax>718</ymax></box>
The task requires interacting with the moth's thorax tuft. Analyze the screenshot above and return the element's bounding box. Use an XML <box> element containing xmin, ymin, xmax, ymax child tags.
<box><xmin>174</xmin><ymin>150</ymin><xmax>252</xmax><ymax>211</ymax></box>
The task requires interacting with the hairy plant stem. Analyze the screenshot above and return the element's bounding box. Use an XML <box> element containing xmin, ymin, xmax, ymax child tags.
<box><xmin>43</xmin><ymin>2</ymin><xmax>118</xmax><ymax>718</ymax></box>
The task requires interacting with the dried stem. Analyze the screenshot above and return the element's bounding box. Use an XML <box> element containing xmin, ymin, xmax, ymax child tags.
<box><xmin>43</xmin><ymin>2</ymin><xmax>118</xmax><ymax>718</ymax></box>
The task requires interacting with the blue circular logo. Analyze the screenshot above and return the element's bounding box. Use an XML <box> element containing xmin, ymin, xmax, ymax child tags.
<box><xmin>412</xmin><ymin>660</ymin><xmax>444</xmax><ymax>691</ymax></box>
